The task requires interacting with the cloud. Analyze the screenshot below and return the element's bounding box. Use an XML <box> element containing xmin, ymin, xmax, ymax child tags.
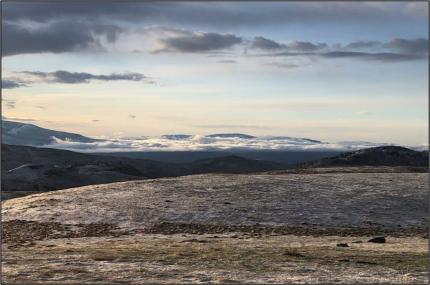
<box><xmin>3</xmin><ymin>2</ymin><xmax>426</xmax><ymax>58</ymax></box>
<box><xmin>251</xmin><ymin>36</ymin><xmax>285</xmax><ymax>50</ymax></box>
<box><xmin>257</xmin><ymin>37</ymin><xmax>428</xmax><ymax>62</ymax></box>
<box><xmin>3</xmin><ymin>21</ymin><xmax>123</xmax><ymax>56</ymax></box>
<box><xmin>3</xmin><ymin>2</ymin><xmax>426</xmax><ymax>61</ymax></box>
<box><xmin>193</xmin><ymin>124</ymin><xmax>268</xmax><ymax>130</ymax></box>
<box><xmin>2</xmin><ymin>79</ymin><xmax>26</xmax><ymax>89</ymax></box>
<box><xmin>217</xmin><ymin>59</ymin><xmax>237</xmax><ymax>63</ymax></box>
<box><xmin>321</xmin><ymin>51</ymin><xmax>424</xmax><ymax>62</ymax></box>
<box><xmin>4</xmin><ymin>2</ymin><xmax>426</xmax><ymax>28</ymax></box>
<box><xmin>146</xmin><ymin>27</ymin><xmax>243</xmax><ymax>53</ymax></box>
<box><xmin>7</xmin><ymin>70</ymin><xmax>149</xmax><ymax>86</ymax></box>
<box><xmin>251</xmin><ymin>38</ymin><xmax>327</xmax><ymax>52</ymax></box>
<box><xmin>3</xmin><ymin>99</ymin><xmax>16</xmax><ymax>109</ymax></box>
<box><xmin>2</xmin><ymin>116</ymin><xmax>37</xmax><ymax>122</ymax></box>
<box><xmin>383</xmin><ymin>38</ymin><xmax>428</xmax><ymax>55</ymax></box>
<box><xmin>345</xmin><ymin>40</ymin><xmax>381</xmax><ymax>49</ymax></box>
<box><xmin>265</xmin><ymin>62</ymin><xmax>302</xmax><ymax>69</ymax></box>
<box><xmin>287</xmin><ymin>40</ymin><xmax>327</xmax><ymax>51</ymax></box>
<box><xmin>43</xmin><ymin>133</ymin><xmax>393</xmax><ymax>153</ymax></box>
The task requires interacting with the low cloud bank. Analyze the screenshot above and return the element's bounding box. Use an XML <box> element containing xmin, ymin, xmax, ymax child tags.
<box><xmin>44</xmin><ymin>135</ymin><xmax>395</xmax><ymax>153</ymax></box>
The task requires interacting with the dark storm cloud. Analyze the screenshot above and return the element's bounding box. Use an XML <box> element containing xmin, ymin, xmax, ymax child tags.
<box><xmin>251</xmin><ymin>36</ymin><xmax>285</xmax><ymax>50</ymax></box>
<box><xmin>3</xmin><ymin>21</ymin><xmax>124</xmax><ymax>56</ymax></box>
<box><xmin>383</xmin><ymin>38</ymin><xmax>428</xmax><ymax>55</ymax></box>
<box><xmin>2</xmin><ymin>79</ymin><xmax>26</xmax><ymax>89</ymax></box>
<box><xmin>157</xmin><ymin>32</ymin><xmax>243</xmax><ymax>53</ymax></box>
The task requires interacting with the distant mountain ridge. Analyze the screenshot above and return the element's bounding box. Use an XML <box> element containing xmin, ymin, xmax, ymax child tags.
<box><xmin>206</xmin><ymin>133</ymin><xmax>256</xmax><ymax>139</ymax></box>
<box><xmin>2</xmin><ymin>120</ymin><xmax>425</xmax><ymax>155</ymax></box>
<box><xmin>2</xmin><ymin>120</ymin><xmax>98</xmax><ymax>146</ymax></box>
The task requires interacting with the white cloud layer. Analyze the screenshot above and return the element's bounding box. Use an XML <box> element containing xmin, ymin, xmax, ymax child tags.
<box><xmin>43</xmin><ymin>134</ymin><xmax>402</xmax><ymax>153</ymax></box>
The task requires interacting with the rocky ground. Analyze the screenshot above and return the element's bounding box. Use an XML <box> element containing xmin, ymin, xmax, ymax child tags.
<box><xmin>2</xmin><ymin>170</ymin><xmax>429</xmax><ymax>284</ymax></box>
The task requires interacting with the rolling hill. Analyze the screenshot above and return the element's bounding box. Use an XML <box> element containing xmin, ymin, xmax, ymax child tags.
<box><xmin>301</xmin><ymin>146</ymin><xmax>428</xmax><ymax>168</ymax></box>
<box><xmin>1</xmin><ymin>144</ymin><xmax>285</xmax><ymax>199</ymax></box>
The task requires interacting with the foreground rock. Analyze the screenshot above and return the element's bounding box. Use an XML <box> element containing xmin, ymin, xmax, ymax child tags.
<box><xmin>368</xmin><ymin>236</ymin><xmax>386</xmax><ymax>243</ymax></box>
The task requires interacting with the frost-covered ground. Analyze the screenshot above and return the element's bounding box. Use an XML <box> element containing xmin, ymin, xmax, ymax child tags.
<box><xmin>3</xmin><ymin>172</ymin><xmax>428</xmax><ymax>232</ymax></box>
<box><xmin>2</xmin><ymin>171</ymin><xmax>428</xmax><ymax>283</ymax></box>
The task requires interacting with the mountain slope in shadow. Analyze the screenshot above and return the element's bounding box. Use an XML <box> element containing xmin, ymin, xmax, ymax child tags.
<box><xmin>2</xmin><ymin>120</ymin><xmax>98</xmax><ymax>146</ymax></box>
<box><xmin>301</xmin><ymin>146</ymin><xmax>428</xmax><ymax>168</ymax></box>
<box><xmin>1</xmin><ymin>144</ymin><xmax>284</xmax><ymax>199</ymax></box>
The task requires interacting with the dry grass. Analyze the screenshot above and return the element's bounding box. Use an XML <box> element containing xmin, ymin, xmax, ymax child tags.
<box><xmin>85</xmin><ymin>240</ymin><xmax>427</xmax><ymax>274</ymax></box>
<box><xmin>2</xmin><ymin>234</ymin><xmax>428</xmax><ymax>284</ymax></box>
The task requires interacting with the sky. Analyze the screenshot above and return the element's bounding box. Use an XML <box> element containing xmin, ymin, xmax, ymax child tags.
<box><xmin>2</xmin><ymin>1</ymin><xmax>429</xmax><ymax>146</ymax></box>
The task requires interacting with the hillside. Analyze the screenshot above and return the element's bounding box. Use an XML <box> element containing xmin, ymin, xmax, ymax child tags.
<box><xmin>96</xmin><ymin>150</ymin><xmax>341</xmax><ymax>164</ymax></box>
<box><xmin>3</xmin><ymin>172</ymin><xmax>427</xmax><ymax>233</ymax></box>
<box><xmin>188</xmin><ymin>155</ymin><xmax>282</xmax><ymax>174</ymax></box>
<box><xmin>2</xmin><ymin>171</ymin><xmax>428</xmax><ymax>284</ymax></box>
<box><xmin>301</xmin><ymin>146</ymin><xmax>428</xmax><ymax>168</ymax></box>
<box><xmin>1</xmin><ymin>144</ymin><xmax>284</xmax><ymax>199</ymax></box>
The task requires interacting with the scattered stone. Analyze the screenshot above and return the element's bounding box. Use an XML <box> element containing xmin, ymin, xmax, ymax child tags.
<box><xmin>181</xmin><ymin>239</ymin><xmax>209</xmax><ymax>243</ymax></box>
<box><xmin>368</xmin><ymin>236</ymin><xmax>386</xmax><ymax>243</ymax></box>
<box><xmin>356</xmin><ymin>260</ymin><xmax>378</xmax><ymax>265</ymax></box>
<box><xmin>352</xmin><ymin>240</ymin><xmax>363</xmax><ymax>243</ymax></box>
<box><xmin>336</xmin><ymin>243</ymin><xmax>349</xmax><ymax>247</ymax></box>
